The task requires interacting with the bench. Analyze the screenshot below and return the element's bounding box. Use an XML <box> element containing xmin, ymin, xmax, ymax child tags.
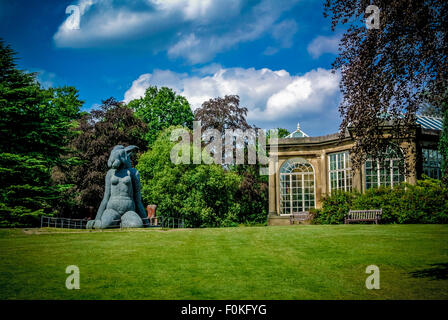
<box><xmin>345</xmin><ymin>209</ymin><xmax>382</xmax><ymax>224</ymax></box>
<box><xmin>290</xmin><ymin>211</ymin><xmax>311</xmax><ymax>224</ymax></box>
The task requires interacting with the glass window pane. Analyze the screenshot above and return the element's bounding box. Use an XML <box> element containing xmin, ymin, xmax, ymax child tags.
<box><xmin>422</xmin><ymin>148</ymin><xmax>441</xmax><ymax>179</ymax></box>
<box><xmin>329</xmin><ymin>151</ymin><xmax>352</xmax><ymax>193</ymax></box>
<box><xmin>365</xmin><ymin>144</ymin><xmax>405</xmax><ymax>188</ymax></box>
<box><xmin>280</xmin><ymin>158</ymin><xmax>315</xmax><ymax>213</ymax></box>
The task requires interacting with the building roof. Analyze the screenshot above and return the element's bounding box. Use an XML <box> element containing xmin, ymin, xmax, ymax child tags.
<box><xmin>285</xmin><ymin>122</ymin><xmax>309</xmax><ymax>138</ymax></box>
<box><xmin>273</xmin><ymin>115</ymin><xmax>442</xmax><ymax>147</ymax></box>
<box><xmin>416</xmin><ymin>115</ymin><xmax>443</xmax><ymax>131</ymax></box>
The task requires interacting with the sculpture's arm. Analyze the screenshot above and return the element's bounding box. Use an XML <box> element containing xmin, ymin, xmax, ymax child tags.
<box><xmin>131</xmin><ymin>168</ymin><xmax>147</xmax><ymax>221</ymax></box>
<box><xmin>94</xmin><ymin>170</ymin><xmax>112</xmax><ymax>221</ymax></box>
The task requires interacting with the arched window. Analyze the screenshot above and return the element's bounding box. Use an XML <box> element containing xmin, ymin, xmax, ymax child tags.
<box><xmin>365</xmin><ymin>145</ymin><xmax>405</xmax><ymax>189</ymax></box>
<box><xmin>279</xmin><ymin>158</ymin><xmax>315</xmax><ymax>214</ymax></box>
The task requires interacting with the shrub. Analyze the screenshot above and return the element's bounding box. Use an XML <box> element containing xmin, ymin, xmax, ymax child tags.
<box><xmin>397</xmin><ymin>178</ymin><xmax>448</xmax><ymax>223</ymax></box>
<box><xmin>314</xmin><ymin>177</ymin><xmax>448</xmax><ymax>224</ymax></box>
<box><xmin>352</xmin><ymin>186</ymin><xmax>406</xmax><ymax>223</ymax></box>
<box><xmin>313</xmin><ymin>191</ymin><xmax>357</xmax><ymax>224</ymax></box>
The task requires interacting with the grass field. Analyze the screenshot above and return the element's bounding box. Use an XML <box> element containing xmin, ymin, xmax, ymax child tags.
<box><xmin>0</xmin><ymin>225</ymin><xmax>447</xmax><ymax>300</ymax></box>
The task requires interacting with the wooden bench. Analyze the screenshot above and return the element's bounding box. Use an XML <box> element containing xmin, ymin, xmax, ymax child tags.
<box><xmin>345</xmin><ymin>209</ymin><xmax>382</xmax><ymax>224</ymax></box>
<box><xmin>290</xmin><ymin>211</ymin><xmax>311</xmax><ymax>224</ymax></box>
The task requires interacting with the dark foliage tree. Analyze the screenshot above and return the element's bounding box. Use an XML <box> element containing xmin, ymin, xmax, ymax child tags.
<box><xmin>0</xmin><ymin>40</ymin><xmax>84</xmax><ymax>226</ymax></box>
<box><xmin>420</xmin><ymin>102</ymin><xmax>443</xmax><ymax>118</ymax></box>
<box><xmin>232</xmin><ymin>164</ymin><xmax>269</xmax><ymax>224</ymax></box>
<box><xmin>195</xmin><ymin>95</ymin><xmax>255</xmax><ymax>164</ymax></box>
<box><xmin>54</xmin><ymin>98</ymin><xmax>148</xmax><ymax>218</ymax></box>
<box><xmin>324</xmin><ymin>0</ymin><xmax>448</xmax><ymax>173</ymax></box>
<box><xmin>128</xmin><ymin>86</ymin><xmax>194</xmax><ymax>146</ymax></box>
<box><xmin>194</xmin><ymin>95</ymin><xmax>270</xmax><ymax>224</ymax></box>
<box><xmin>194</xmin><ymin>95</ymin><xmax>252</xmax><ymax>132</ymax></box>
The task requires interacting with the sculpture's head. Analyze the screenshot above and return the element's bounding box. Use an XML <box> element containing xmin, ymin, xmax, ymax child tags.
<box><xmin>107</xmin><ymin>145</ymin><xmax>139</xmax><ymax>169</ymax></box>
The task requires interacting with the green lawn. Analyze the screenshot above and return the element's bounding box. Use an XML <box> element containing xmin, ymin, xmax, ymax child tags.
<box><xmin>0</xmin><ymin>225</ymin><xmax>447</xmax><ymax>300</ymax></box>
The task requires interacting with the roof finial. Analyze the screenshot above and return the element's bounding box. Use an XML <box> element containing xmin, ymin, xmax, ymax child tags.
<box><xmin>297</xmin><ymin>122</ymin><xmax>301</xmax><ymax>131</ymax></box>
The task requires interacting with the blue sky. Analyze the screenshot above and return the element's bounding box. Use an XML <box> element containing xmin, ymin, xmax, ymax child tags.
<box><xmin>0</xmin><ymin>0</ymin><xmax>346</xmax><ymax>136</ymax></box>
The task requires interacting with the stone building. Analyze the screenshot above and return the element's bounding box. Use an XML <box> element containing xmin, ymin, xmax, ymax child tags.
<box><xmin>267</xmin><ymin>116</ymin><xmax>443</xmax><ymax>225</ymax></box>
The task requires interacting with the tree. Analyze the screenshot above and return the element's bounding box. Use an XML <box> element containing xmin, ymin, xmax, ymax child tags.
<box><xmin>232</xmin><ymin>164</ymin><xmax>269</xmax><ymax>224</ymax></box>
<box><xmin>195</xmin><ymin>95</ymin><xmax>270</xmax><ymax>224</ymax></box>
<box><xmin>54</xmin><ymin>98</ymin><xmax>148</xmax><ymax>217</ymax></box>
<box><xmin>267</xmin><ymin>128</ymin><xmax>290</xmax><ymax>139</ymax></box>
<box><xmin>323</xmin><ymin>0</ymin><xmax>448</xmax><ymax>171</ymax></box>
<box><xmin>277</xmin><ymin>128</ymin><xmax>290</xmax><ymax>138</ymax></box>
<box><xmin>439</xmin><ymin>90</ymin><xmax>448</xmax><ymax>184</ymax></box>
<box><xmin>420</xmin><ymin>102</ymin><xmax>443</xmax><ymax>118</ymax></box>
<box><xmin>194</xmin><ymin>95</ymin><xmax>255</xmax><ymax>164</ymax></box>
<box><xmin>128</xmin><ymin>86</ymin><xmax>194</xmax><ymax>146</ymax></box>
<box><xmin>0</xmin><ymin>40</ymin><xmax>84</xmax><ymax>226</ymax></box>
<box><xmin>232</xmin><ymin>127</ymin><xmax>289</xmax><ymax>224</ymax></box>
<box><xmin>194</xmin><ymin>95</ymin><xmax>252</xmax><ymax>132</ymax></box>
<box><xmin>137</xmin><ymin>127</ymin><xmax>242</xmax><ymax>227</ymax></box>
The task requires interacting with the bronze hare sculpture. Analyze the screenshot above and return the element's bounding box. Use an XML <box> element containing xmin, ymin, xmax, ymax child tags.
<box><xmin>86</xmin><ymin>145</ymin><xmax>147</xmax><ymax>229</ymax></box>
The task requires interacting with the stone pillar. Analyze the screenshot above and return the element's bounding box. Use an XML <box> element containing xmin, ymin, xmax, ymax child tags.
<box><xmin>268</xmin><ymin>158</ymin><xmax>277</xmax><ymax>215</ymax></box>
<box><xmin>317</xmin><ymin>151</ymin><xmax>327</xmax><ymax>209</ymax></box>
<box><xmin>308</xmin><ymin>156</ymin><xmax>321</xmax><ymax>209</ymax></box>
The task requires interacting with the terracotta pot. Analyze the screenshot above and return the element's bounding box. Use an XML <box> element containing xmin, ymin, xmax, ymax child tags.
<box><xmin>146</xmin><ymin>204</ymin><xmax>157</xmax><ymax>218</ymax></box>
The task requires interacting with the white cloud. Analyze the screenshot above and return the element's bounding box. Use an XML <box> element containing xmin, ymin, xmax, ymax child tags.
<box><xmin>263</xmin><ymin>46</ymin><xmax>279</xmax><ymax>56</ymax></box>
<box><xmin>54</xmin><ymin>0</ymin><xmax>169</xmax><ymax>48</ymax></box>
<box><xmin>270</xmin><ymin>19</ymin><xmax>298</xmax><ymax>48</ymax></box>
<box><xmin>151</xmin><ymin>0</ymin><xmax>241</xmax><ymax>22</ymax></box>
<box><xmin>307</xmin><ymin>34</ymin><xmax>341</xmax><ymax>59</ymax></box>
<box><xmin>256</xmin><ymin>68</ymin><xmax>340</xmax><ymax>120</ymax></box>
<box><xmin>53</xmin><ymin>0</ymin><xmax>300</xmax><ymax>63</ymax></box>
<box><xmin>124</xmin><ymin>70</ymin><xmax>187</xmax><ymax>103</ymax></box>
<box><xmin>124</xmin><ymin>66</ymin><xmax>341</xmax><ymax>133</ymax></box>
<box><xmin>167</xmin><ymin>0</ymin><xmax>299</xmax><ymax>63</ymax></box>
<box><xmin>28</xmin><ymin>69</ymin><xmax>57</xmax><ymax>88</ymax></box>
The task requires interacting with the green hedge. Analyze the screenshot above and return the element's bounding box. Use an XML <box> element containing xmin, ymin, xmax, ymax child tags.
<box><xmin>313</xmin><ymin>177</ymin><xmax>448</xmax><ymax>224</ymax></box>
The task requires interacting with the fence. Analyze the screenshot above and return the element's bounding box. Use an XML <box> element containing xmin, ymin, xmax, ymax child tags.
<box><xmin>158</xmin><ymin>216</ymin><xmax>185</xmax><ymax>229</ymax></box>
<box><xmin>40</xmin><ymin>216</ymin><xmax>89</xmax><ymax>229</ymax></box>
<box><xmin>40</xmin><ymin>216</ymin><xmax>185</xmax><ymax>229</ymax></box>
<box><xmin>129</xmin><ymin>217</ymin><xmax>185</xmax><ymax>228</ymax></box>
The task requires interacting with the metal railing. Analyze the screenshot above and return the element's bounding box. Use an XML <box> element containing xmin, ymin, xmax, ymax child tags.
<box><xmin>40</xmin><ymin>216</ymin><xmax>185</xmax><ymax>229</ymax></box>
<box><xmin>158</xmin><ymin>216</ymin><xmax>185</xmax><ymax>229</ymax></box>
<box><xmin>40</xmin><ymin>216</ymin><xmax>89</xmax><ymax>229</ymax></box>
<box><xmin>121</xmin><ymin>217</ymin><xmax>185</xmax><ymax>228</ymax></box>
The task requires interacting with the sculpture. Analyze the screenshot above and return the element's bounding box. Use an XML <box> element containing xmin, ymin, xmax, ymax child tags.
<box><xmin>86</xmin><ymin>145</ymin><xmax>147</xmax><ymax>229</ymax></box>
